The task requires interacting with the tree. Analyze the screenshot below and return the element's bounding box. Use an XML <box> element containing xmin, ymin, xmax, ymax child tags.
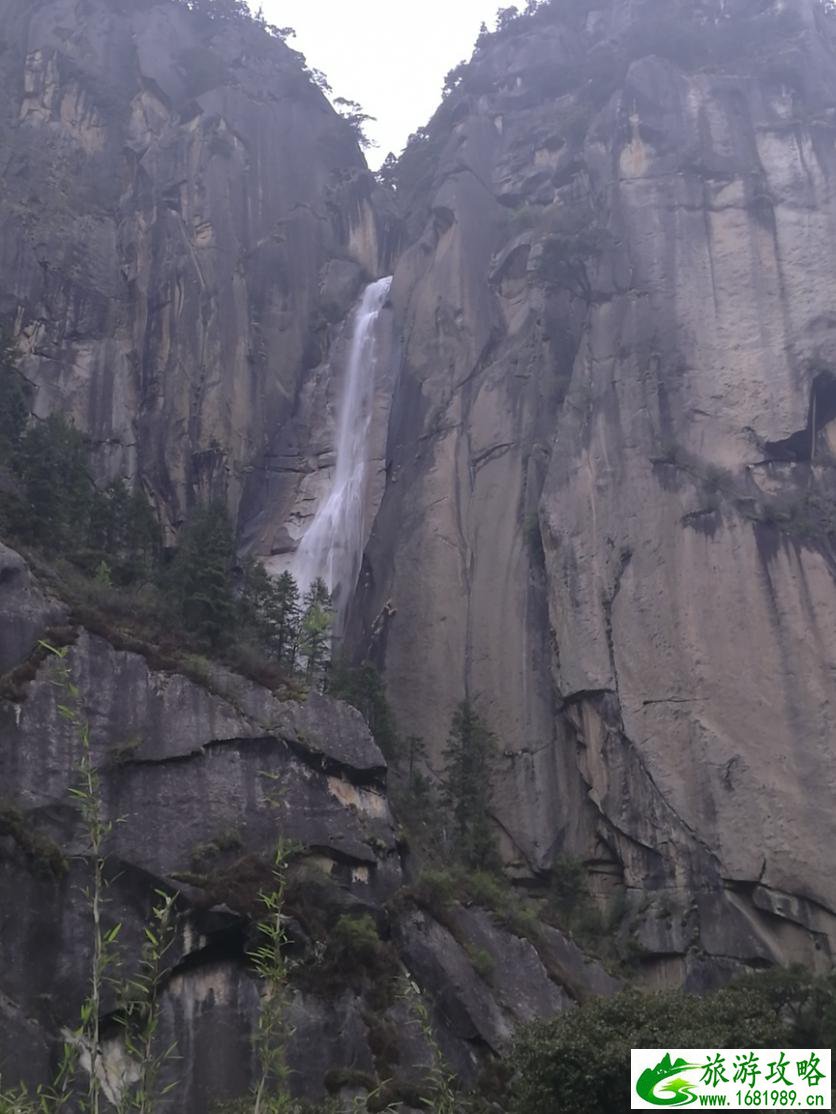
<box><xmin>0</xmin><ymin>330</ymin><xmax>28</xmax><ymax>464</ymax></box>
<box><xmin>299</xmin><ymin>577</ymin><xmax>332</xmax><ymax>685</ymax></box>
<box><xmin>168</xmin><ymin>503</ymin><xmax>237</xmax><ymax>648</ymax></box>
<box><xmin>87</xmin><ymin>479</ymin><xmax>161</xmax><ymax>585</ymax></box>
<box><xmin>334</xmin><ymin>97</ymin><xmax>376</xmax><ymax>150</ymax></box>
<box><xmin>375</xmin><ymin>152</ymin><xmax>399</xmax><ymax>190</ymax></box>
<box><xmin>495</xmin><ymin>5</ymin><xmax>520</xmax><ymax>32</ymax></box>
<box><xmin>11</xmin><ymin>413</ymin><xmax>94</xmax><ymax>550</ymax></box>
<box><xmin>443</xmin><ymin>61</ymin><xmax>467</xmax><ymax>96</ymax></box>
<box><xmin>306</xmin><ymin>67</ymin><xmax>332</xmax><ymax>93</ymax></box>
<box><xmin>239</xmin><ymin>562</ymin><xmax>302</xmax><ymax>667</ymax></box>
<box><xmin>181</xmin><ymin>0</ymin><xmax>251</xmax><ymax>22</ymax></box>
<box><xmin>509</xmin><ymin>970</ymin><xmax>836</xmax><ymax>1114</ymax></box>
<box><xmin>328</xmin><ymin>660</ymin><xmax>398</xmax><ymax>760</ymax></box>
<box><xmin>441</xmin><ymin>702</ymin><xmax>499</xmax><ymax>870</ymax></box>
<box><xmin>272</xmin><ymin>571</ymin><xmax>302</xmax><ymax>669</ymax></box>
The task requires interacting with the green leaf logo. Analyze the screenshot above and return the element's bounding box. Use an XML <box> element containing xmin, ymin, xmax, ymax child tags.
<box><xmin>636</xmin><ymin>1054</ymin><xmax>702</xmax><ymax>1106</ymax></box>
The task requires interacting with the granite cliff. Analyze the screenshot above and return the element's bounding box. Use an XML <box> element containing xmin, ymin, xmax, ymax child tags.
<box><xmin>350</xmin><ymin>0</ymin><xmax>836</xmax><ymax>981</ymax></box>
<box><xmin>1</xmin><ymin>0</ymin><xmax>835</xmax><ymax>1106</ymax></box>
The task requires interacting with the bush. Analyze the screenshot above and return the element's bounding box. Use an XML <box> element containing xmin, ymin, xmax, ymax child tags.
<box><xmin>467</xmin><ymin>945</ymin><xmax>495</xmax><ymax>981</ymax></box>
<box><xmin>331</xmin><ymin>913</ymin><xmax>382</xmax><ymax>967</ymax></box>
<box><xmin>509</xmin><ymin>971</ymin><xmax>836</xmax><ymax>1114</ymax></box>
<box><xmin>411</xmin><ymin>869</ymin><xmax>459</xmax><ymax>915</ymax></box>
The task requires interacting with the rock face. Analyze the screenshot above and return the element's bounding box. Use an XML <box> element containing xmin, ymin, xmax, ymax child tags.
<box><xmin>350</xmin><ymin>0</ymin><xmax>836</xmax><ymax>981</ymax></box>
<box><xmin>0</xmin><ymin>541</ymin><xmax>604</xmax><ymax>1105</ymax></box>
<box><xmin>0</xmin><ymin>0</ymin><xmax>395</xmax><ymax>531</ymax></box>
<box><xmin>3</xmin><ymin>0</ymin><xmax>836</xmax><ymax>1100</ymax></box>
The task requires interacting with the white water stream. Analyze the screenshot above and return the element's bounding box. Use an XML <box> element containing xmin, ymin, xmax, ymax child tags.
<box><xmin>291</xmin><ymin>275</ymin><xmax>392</xmax><ymax>617</ymax></box>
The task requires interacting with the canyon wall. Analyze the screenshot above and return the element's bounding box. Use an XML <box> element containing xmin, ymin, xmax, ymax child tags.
<box><xmin>1</xmin><ymin>0</ymin><xmax>836</xmax><ymax>1100</ymax></box>
<box><xmin>351</xmin><ymin>0</ymin><xmax>836</xmax><ymax>980</ymax></box>
<box><xmin>0</xmin><ymin>0</ymin><xmax>395</xmax><ymax>534</ymax></box>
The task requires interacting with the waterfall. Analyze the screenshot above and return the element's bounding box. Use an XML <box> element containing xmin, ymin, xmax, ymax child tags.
<box><xmin>291</xmin><ymin>275</ymin><xmax>392</xmax><ymax>618</ymax></box>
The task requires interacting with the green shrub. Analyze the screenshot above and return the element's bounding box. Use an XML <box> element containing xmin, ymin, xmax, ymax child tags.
<box><xmin>465</xmin><ymin>870</ymin><xmax>509</xmax><ymax>910</ymax></box>
<box><xmin>412</xmin><ymin>869</ymin><xmax>459</xmax><ymax>914</ymax></box>
<box><xmin>331</xmin><ymin>913</ymin><xmax>382</xmax><ymax>967</ymax></box>
<box><xmin>509</xmin><ymin>970</ymin><xmax>836</xmax><ymax>1114</ymax></box>
<box><xmin>466</xmin><ymin>945</ymin><xmax>495</xmax><ymax>981</ymax></box>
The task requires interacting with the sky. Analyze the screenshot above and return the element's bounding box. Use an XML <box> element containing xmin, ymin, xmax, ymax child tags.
<box><xmin>258</xmin><ymin>0</ymin><xmax>504</xmax><ymax>167</ymax></box>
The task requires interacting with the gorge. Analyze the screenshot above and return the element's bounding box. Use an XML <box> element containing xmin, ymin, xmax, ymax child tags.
<box><xmin>0</xmin><ymin>0</ymin><xmax>835</xmax><ymax>1109</ymax></box>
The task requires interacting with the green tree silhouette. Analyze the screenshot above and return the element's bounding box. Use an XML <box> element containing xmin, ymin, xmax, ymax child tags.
<box><xmin>168</xmin><ymin>503</ymin><xmax>237</xmax><ymax>648</ymax></box>
<box><xmin>441</xmin><ymin>702</ymin><xmax>499</xmax><ymax>870</ymax></box>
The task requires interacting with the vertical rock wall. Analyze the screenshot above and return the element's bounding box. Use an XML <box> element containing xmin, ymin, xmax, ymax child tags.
<box><xmin>0</xmin><ymin>0</ymin><xmax>394</xmax><ymax>531</ymax></box>
<box><xmin>353</xmin><ymin>0</ymin><xmax>836</xmax><ymax>979</ymax></box>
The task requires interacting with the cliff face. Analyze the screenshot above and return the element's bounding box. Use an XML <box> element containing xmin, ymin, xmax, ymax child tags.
<box><xmin>0</xmin><ymin>0</ymin><xmax>394</xmax><ymax>532</ymax></box>
<box><xmin>352</xmin><ymin>0</ymin><xmax>836</xmax><ymax>979</ymax></box>
<box><xmin>2</xmin><ymin>0</ymin><xmax>836</xmax><ymax>1100</ymax></box>
<box><xmin>0</xmin><ymin>540</ymin><xmax>615</xmax><ymax>1105</ymax></box>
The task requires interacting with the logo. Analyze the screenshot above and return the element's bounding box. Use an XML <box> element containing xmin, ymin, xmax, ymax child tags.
<box><xmin>631</xmin><ymin>1049</ymin><xmax>832</xmax><ymax>1110</ymax></box>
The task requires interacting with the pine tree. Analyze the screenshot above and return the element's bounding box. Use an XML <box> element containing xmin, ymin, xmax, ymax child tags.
<box><xmin>299</xmin><ymin>577</ymin><xmax>332</xmax><ymax>685</ymax></box>
<box><xmin>168</xmin><ymin>503</ymin><xmax>237</xmax><ymax>648</ymax></box>
<box><xmin>12</xmin><ymin>413</ymin><xmax>94</xmax><ymax>550</ymax></box>
<box><xmin>0</xmin><ymin>330</ymin><xmax>28</xmax><ymax>464</ymax></box>
<box><xmin>273</xmin><ymin>570</ymin><xmax>301</xmax><ymax>668</ymax></box>
<box><xmin>239</xmin><ymin>562</ymin><xmax>302</xmax><ymax>667</ymax></box>
<box><xmin>87</xmin><ymin>479</ymin><xmax>161</xmax><ymax>584</ymax></box>
<box><xmin>328</xmin><ymin>660</ymin><xmax>399</xmax><ymax>760</ymax></box>
<box><xmin>441</xmin><ymin>701</ymin><xmax>499</xmax><ymax>870</ymax></box>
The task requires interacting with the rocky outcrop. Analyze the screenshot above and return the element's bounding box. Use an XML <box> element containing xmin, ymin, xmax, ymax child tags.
<box><xmin>0</xmin><ymin>0</ymin><xmax>396</xmax><ymax>532</ymax></box>
<box><xmin>0</xmin><ymin>541</ymin><xmax>605</xmax><ymax>1105</ymax></box>
<box><xmin>350</xmin><ymin>0</ymin><xmax>836</xmax><ymax>980</ymax></box>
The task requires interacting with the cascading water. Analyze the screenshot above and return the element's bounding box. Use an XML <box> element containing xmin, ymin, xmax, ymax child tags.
<box><xmin>291</xmin><ymin>275</ymin><xmax>393</xmax><ymax>620</ymax></box>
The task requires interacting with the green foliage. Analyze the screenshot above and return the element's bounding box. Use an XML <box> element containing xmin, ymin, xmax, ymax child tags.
<box><xmin>410</xmin><ymin>865</ymin><xmax>540</xmax><ymax>943</ymax></box>
<box><xmin>50</xmin><ymin>643</ymin><xmax>116</xmax><ymax>1114</ymax></box>
<box><xmin>86</xmin><ymin>480</ymin><xmax>162</xmax><ymax>586</ymax></box>
<box><xmin>0</xmin><ymin>331</ymin><xmax>28</xmax><ymax>465</ymax></box>
<box><xmin>410</xmin><ymin>868</ymin><xmax>459</xmax><ymax>915</ymax></box>
<box><xmin>328</xmin><ymin>660</ymin><xmax>398</xmax><ymax>760</ymax></box>
<box><xmin>466</xmin><ymin>945</ymin><xmax>495</xmax><ymax>981</ymax></box>
<box><xmin>166</xmin><ymin>503</ymin><xmax>237</xmax><ymax>649</ymax></box>
<box><xmin>547</xmin><ymin>855</ymin><xmax>585</xmax><ymax>917</ymax></box>
<box><xmin>240</xmin><ymin>562</ymin><xmax>302</xmax><ymax>669</ymax></box>
<box><xmin>330</xmin><ymin>913</ymin><xmax>383</xmax><ymax>968</ymax></box>
<box><xmin>116</xmin><ymin>891</ymin><xmax>180</xmax><ymax>1113</ymax></box>
<box><xmin>0</xmin><ymin>342</ymin><xmax>161</xmax><ymax>589</ymax></box>
<box><xmin>250</xmin><ymin>841</ymin><xmax>296</xmax><ymax>1114</ymax></box>
<box><xmin>441</xmin><ymin>702</ymin><xmax>500</xmax><ymax>871</ymax></box>
<box><xmin>399</xmin><ymin>980</ymin><xmax>459</xmax><ymax>1114</ymax></box>
<box><xmin>7</xmin><ymin>413</ymin><xmax>93</xmax><ymax>550</ymax></box>
<box><xmin>509</xmin><ymin>969</ymin><xmax>836</xmax><ymax>1114</ymax></box>
<box><xmin>0</xmin><ymin>645</ymin><xmax>181</xmax><ymax>1113</ymax></box>
<box><xmin>299</xmin><ymin>578</ymin><xmax>332</xmax><ymax>686</ymax></box>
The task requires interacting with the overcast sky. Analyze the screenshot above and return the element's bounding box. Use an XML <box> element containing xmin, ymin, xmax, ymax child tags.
<box><xmin>258</xmin><ymin>0</ymin><xmax>503</xmax><ymax>167</ymax></box>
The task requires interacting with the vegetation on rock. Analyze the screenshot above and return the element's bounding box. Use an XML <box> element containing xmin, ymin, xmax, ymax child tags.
<box><xmin>509</xmin><ymin>970</ymin><xmax>836</xmax><ymax>1114</ymax></box>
